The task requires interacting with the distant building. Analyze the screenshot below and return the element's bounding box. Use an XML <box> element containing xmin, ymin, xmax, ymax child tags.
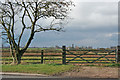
<box><xmin>110</xmin><ymin>46</ymin><xmax>116</xmax><ymax>50</ymax></box>
<box><xmin>87</xmin><ymin>46</ymin><xmax>92</xmax><ymax>49</ymax></box>
<box><xmin>72</xmin><ymin>44</ymin><xmax>74</xmax><ymax>48</ymax></box>
<box><xmin>81</xmin><ymin>46</ymin><xmax>93</xmax><ymax>49</ymax></box>
<box><xmin>55</xmin><ymin>45</ymin><xmax>61</xmax><ymax>49</ymax></box>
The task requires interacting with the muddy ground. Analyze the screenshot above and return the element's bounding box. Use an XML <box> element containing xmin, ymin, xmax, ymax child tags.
<box><xmin>56</xmin><ymin>66</ymin><xmax>120</xmax><ymax>78</ymax></box>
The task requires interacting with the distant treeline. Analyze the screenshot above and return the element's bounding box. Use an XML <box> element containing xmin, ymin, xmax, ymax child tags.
<box><xmin>2</xmin><ymin>47</ymin><xmax>115</xmax><ymax>53</ymax></box>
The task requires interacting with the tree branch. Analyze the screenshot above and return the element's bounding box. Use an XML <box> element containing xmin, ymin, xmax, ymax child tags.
<box><xmin>18</xmin><ymin>10</ymin><xmax>26</xmax><ymax>47</ymax></box>
<box><xmin>8</xmin><ymin>2</ymin><xmax>15</xmax><ymax>40</ymax></box>
<box><xmin>21</xmin><ymin>22</ymin><xmax>35</xmax><ymax>52</ymax></box>
<box><xmin>22</xmin><ymin>2</ymin><xmax>33</xmax><ymax>23</ymax></box>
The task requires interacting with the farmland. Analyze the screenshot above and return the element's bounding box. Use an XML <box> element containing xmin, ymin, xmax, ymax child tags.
<box><xmin>2</xmin><ymin>47</ymin><xmax>62</xmax><ymax>53</ymax></box>
<box><xmin>1</xmin><ymin>47</ymin><xmax>117</xmax><ymax>64</ymax></box>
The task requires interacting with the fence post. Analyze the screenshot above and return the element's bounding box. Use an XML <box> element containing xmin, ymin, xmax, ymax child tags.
<box><xmin>41</xmin><ymin>50</ymin><xmax>44</xmax><ymax>64</ymax></box>
<box><xmin>116</xmin><ymin>46</ymin><xmax>120</xmax><ymax>63</ymax></box>
<box><xmin>115</xmin><ymin>47</ymin><xmax>118</xmax><ymax>63</ymax></box>
<box><xmin>62</xmin><ymin>46</ymin><xmax>66</xmax><ymax>64</ymax></box>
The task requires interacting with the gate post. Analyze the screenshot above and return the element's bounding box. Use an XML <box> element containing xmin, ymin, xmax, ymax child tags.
<box><xmin>62</xmin><ymin>46</ymin><xmax>66</xmax><ymax>64</ymax></box>
<box><xmin>41</xmin><ymin>50</ymin><xmax>44</xmax><ymax>64</ymax></box>
<box><xmin>116</xmin><ymin>47</ymin><xmax>118</xmax><ymax>63</ymax></box>
<box><xmin>116</xmin><ymin>46</ymin><xmax>120</xmax><ymax>63</ymax></box>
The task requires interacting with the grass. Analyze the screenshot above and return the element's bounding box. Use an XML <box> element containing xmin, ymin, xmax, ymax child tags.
<box><xmin>103</xmin><ymin>63</ymin><xmax>120</xmax><ymax>67</ymax></box>
<box><xmin>2</xmin><ymin>64</ymin><xmax>75</xmax><ymax>75</ymax></box>
<box><xmin>82</xmin><ymin>63</ymin><xmax>120</xmax><ymax>67</ymax></box>
<box><xmin>1</xmin><ymin>63</ymin><xmax>119</xmax><ymax>76</ymax></box>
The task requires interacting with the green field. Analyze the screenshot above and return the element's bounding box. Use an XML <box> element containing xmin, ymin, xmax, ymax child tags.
<box><xmin>2</xmin><ymin>48</ymin><xmax>62</xmax><ymax>53</ymax></box>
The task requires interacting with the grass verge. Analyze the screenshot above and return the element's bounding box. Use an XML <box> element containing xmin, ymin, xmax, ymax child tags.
<box><xmin>2</xmin><ymin>64</ymin><xmax>75</xmax><ymax>75</ymax></box>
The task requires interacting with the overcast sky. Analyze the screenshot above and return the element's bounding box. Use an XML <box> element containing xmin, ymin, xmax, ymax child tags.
<box><xmin>1</xmin><ymin>0</ymin><xmax>119</xmax><ymax>48</ymax></box>
<box><xmin>27</xmin><ymin>1</ymin><xmax>118</xmax><ymax>48</ymax></box>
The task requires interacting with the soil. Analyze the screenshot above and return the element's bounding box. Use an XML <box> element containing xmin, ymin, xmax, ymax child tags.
<box><xmin>56</xmin><ymin>66</ymin><xmax>120</xmax><ymax>78</ymax></box>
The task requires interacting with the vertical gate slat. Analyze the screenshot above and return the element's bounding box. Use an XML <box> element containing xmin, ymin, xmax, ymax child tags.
<box><xmin>41</xmin><ymin>50</ymin><xmax>44</xmax><ymax>64</ymax></box>
<box><xmin>62</xmin><ymin>46</ymin><xmax>66</xmax><ymax>64</ymax></box>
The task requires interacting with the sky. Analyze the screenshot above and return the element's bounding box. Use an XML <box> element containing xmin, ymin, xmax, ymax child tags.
<box><xmin>1</xmin><ymin>0</ymin><xmax>119</xmax><ymax>48</ymax></box>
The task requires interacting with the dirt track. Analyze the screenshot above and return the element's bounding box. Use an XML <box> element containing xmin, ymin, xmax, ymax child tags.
<box><xmin>56</xmin><ymin>66</ymin><xmax>120</xmax><ymax>78</ymax></box>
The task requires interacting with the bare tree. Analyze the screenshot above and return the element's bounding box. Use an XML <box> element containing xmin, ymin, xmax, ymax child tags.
<box><xmin>0</xmin><ymin>0</ymin><xmax>74</xmax><ymax>64</ymax></box>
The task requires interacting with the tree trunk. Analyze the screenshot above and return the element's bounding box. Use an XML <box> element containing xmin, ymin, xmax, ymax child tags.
<box><xmin>16</xmin><ymin>53</ymin><xmax>22</xmax><ymax>64</ymax></box>
<box><xmin>10</xmin><ymin>45</ymin><xmax>17</xmax><ymax>65</ymax></box>
<box><xmin>11</xmin><ymin>56</ymin><xmax>17</xmax><ymax>64</ymax></box>
<box><xmin>11</xmin><ymin>51</ymin><xmax>23</xmax><ymax>65</ymax></box>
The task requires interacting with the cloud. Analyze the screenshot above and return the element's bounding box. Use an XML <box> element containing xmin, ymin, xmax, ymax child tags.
<box><xmin>72</xmin><ymin>0</ymin><xmax>119</xmax><ymax>2</ymax></box>
<box><xmin>68</xmin><ymin>2</ymin><xmax>118</xmax><ymax>29</ymax></box>
<box><xmin>105</xmin><ymin>33</ymin><xmax>118</xmax><ymax>37</ymax></box>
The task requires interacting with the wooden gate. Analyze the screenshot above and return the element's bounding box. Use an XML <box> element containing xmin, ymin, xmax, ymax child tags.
<box><xmin>62</xmin><ymin>46</ymin><xmax>117</xmax><ymax>64</ymax></box>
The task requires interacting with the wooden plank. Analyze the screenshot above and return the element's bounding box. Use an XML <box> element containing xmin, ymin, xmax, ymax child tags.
<box><xmin>23</xmin><ymin>55</ymin><xmax>41</xmax><ymax>57</ymax></box>
<box><xmin>66</xmin><ymin>57</ymin><xmax>115</xmax><ymax>58</ymax></box>
<box><xmin>66</xmin><ymin>54</ymin><xmax>115</xmax><ymax>55</ymax></box>
<box><xmin>23</xmin><ymin>62</ymin><xmax>41</xmax><ymax>64</ymax></box>
<box><xmin>44</xmin><ymin>58</ymin><xmax>62</xmax><ymax>60</ymax></box>
<box><xmin>67</xmin><ymin>50</ymin><xmax>116</xmax><ymax>52</ymax></box>
<box><xmin>23</xmin><ymin>55</ymin><xmax>62</xmax><ymax>57</ymax></box>
<box><xmin>44</xmin><ymin>55</ymin><xmax>62</xmax><ymax>57</ymax></box>
<box><xmin>66</xmin><ymin>60</ymin><xmax>116</xmax><ymax>61</ymax></box>
<box><xmin>22</xmin><ymin>59</ymin><xmax>40</xmax><ymax>60</ymax></box>
<box><xmin>66</xmin><ymin>56</ymin><xmax>116</xmax><ymax>59</ymax></box>
<box><xmin>2</xmin><ymin>58</ymin><xmax>62</xmax><ymax>61</ymax></box>
<box><xmin>67</xmin><ymin>61</ymin><xmax>116</xmax><ymax>64</ymax></box>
